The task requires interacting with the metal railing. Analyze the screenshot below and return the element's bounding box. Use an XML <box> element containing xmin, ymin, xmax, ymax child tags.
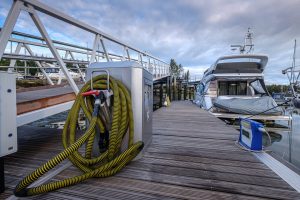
<box><xmin>0</xmin><ymin>0</ymin><xmax>170</xmax><ymax>94</ymax></box>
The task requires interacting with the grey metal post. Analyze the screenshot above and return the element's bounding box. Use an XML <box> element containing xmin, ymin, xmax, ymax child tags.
<box><xmin>126</xmin><ymin>47</ymin><xmax>131</xmax><ymax>60</ymax></box>
<box><xmin>159</xmin><ymin>62</ymin><xmax>161</xmax><ymax>78</ymax></box>
<box><xmin>23</xmin><ymin>43</ymin><xmax>54</xmax><ymax>85</ymax></box>
<box><xmin>168</xmin><ymin>76</ymin><xmax>172</xmax><ymax>100</ymax></box>
<box><xmin>160</xmin><ymin>62</ymin><xmax>162</xmax><ymax>78</ymax></box>
<box><xmin>24</xmin><ymin>46</ymin><xmax>27</xmax><ymax>76</ymax></box>
<box><xmin>0</xmin><ymin>0</ymin><xmax>22</xmax><ymax>59</ymax></box>
<box><xmin>69</xmin><ymin>51</ymin><xmax>85</xmax><ymax>82</ymax></box>
<box><xmin>28</xmin><ymin>5</ymin><xmax>79</xmax><ymax>93</ymax></box>
<box><xmin>159</xmin><ymin>83</ymin><xmax>163</xmax><ymax>108</ymax></box>
<box><xmin>99</xmin><ymin>36</ymin><xmax>110</xmax><ymax>62</ymax></box>
<box><xmin>154</xmin><ymin>60</ymin><xmax>157</xmax><ymax>78</ymax></box>
<box><xmin>8</xmin><ymin>42</ymin><xmax>22</xmax><ymax>72</ymax></box>
<box><xmin>90</xmin><ymin>34</ymin><xmax>100</xmax><ymax>63</ymax></box>
<box><xmin>64</xmin><ymin>50</ymin><xmax>69</xmax><ymax>60</ymax></box>
<box><xmin>148</xmin><ymin>57</ymin><xmax>151</xmax><ymax>71</ymax></box>
<box><xmin>139</xmin><ymin>53</ymin><xmax>143</xmax><ymax>66</ymax></box>
<box><xmin>57</xmin><ymin>51</ymin><xmax>71</xmax><ymax>85</ymax></box>
<box><xmin>122</xmin><ymin>46</ymin><xmax>126</xmax><ymax>61</ymax></box>
<box><xmin>166</xmin><ymin>64</ymin><xmax>168</xmax><ymax>76</ymax></box>
<box><xmin>0</xmin><ymin>157</ymin><xmax>4</xmax><ymax>194</ymax></box>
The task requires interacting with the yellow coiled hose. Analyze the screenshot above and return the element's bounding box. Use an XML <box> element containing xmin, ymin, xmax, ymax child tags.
<box><xmin>14</xmin><ymin>75</ymin><xmax>144</xmax><ymax>197</ymax></box>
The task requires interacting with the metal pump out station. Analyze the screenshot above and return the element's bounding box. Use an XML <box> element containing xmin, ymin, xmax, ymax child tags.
<box><xmin>0</xmin><ymin>72</ymin><xmax>18</xmax><ymax>157</ymax></box>
<box><xmin>11</xmin><ymin>61</ymin><xmax>154</xmax><ymax>197</ymax></box>
<box><xmin>87</xmin><ymin>61</ymin><xmax>153</xmax><ymax>152</ymax></box>
<box><xmin>0</xmin><ymin>72</ymin><xmax>18</xmax><ymax>193</ymax></box>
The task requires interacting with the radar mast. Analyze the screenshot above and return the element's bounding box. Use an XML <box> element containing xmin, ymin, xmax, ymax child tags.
<box><xmin>231</xmin><ymin>28</ymin><xmax>254</xmax><ymax>54</ymax></box>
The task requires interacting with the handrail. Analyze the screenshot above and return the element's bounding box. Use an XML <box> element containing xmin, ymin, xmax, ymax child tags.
<box><xmin>0</xmin><ymin>0</ymin><xmax>170</xmax><ymax>93</ymax></box>
<box><xmin>18</xmin><ymin>0</ymin><xmax>168</xmax><ymax>64</ymax></box>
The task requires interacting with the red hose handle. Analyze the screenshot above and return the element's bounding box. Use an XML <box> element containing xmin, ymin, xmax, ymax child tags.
<box><xmin>81</xmin><ymin>90</ymin><xmax>100</xmax><ymax>96</ymax></box>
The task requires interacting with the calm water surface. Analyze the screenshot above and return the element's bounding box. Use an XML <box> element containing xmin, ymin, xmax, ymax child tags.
<box><xmin>269</xmin><ymin>109</ymin><xmax>300</xmax><ymax>168</ymax></box>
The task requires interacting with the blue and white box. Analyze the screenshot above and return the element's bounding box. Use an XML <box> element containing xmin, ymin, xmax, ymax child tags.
<box><xmin>239</xmin><ymin>118</ymin><xmax>264</xmax><ymax>151</ymax></box>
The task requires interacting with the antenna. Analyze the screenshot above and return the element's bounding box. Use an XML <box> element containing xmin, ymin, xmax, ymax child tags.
<box><xmin>230</xmin><ymin>28</ymin><xmax>254</xmax><ymax>54</ymax></box>
<box><xmin>291</xmin><ymin>39</ymin><xmax>296</xmax><ymax>84</ymax></box>
<box><xmin>282</xmin><ymin>39</ymin><xmax>299</xmax><ymax>98</ymax></box>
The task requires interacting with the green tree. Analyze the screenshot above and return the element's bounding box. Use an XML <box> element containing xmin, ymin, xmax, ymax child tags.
<box><xmin>66</xmin><ymin>63</ymin><xmax>73</xmax><ymax>68</ymax></box>
<box><xmin>0</xmin><ymin>59</ymin><xmax>10</xmax><ymax>66</ymax></box>
<box><xmin>26</xmin><ymin>60</ymin><xmax>38</xmax><ymax>75</ymax></box>
<box><xmin>0</xmin><ymin>59</ymin><xmax>39</xmax><ymax>75</ymax></box>
<box><xmin>266</xmin><ymin>84</ymin><xmax>289</xmax><ymax>94</ymax></box>
<box><xmin>184</xmin><ymin>70</ymin><xmax>190</xmax><ymax>81</ymax></box>
<box><xmin>170</xmin><ymin>59</ymin><xmax>183</xmax><ymax>77</ymax></box>
<box><xmin>0</xmin><ymin>59</ymin><xmax>10</xmax><ymax>71</ymax></box>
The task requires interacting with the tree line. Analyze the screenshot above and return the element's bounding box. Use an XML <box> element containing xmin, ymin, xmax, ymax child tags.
<box><xmin>169</xmin><ymin>58</ymin><xmax>189</xmax><ymax>81</ymax></box>
<box><xmin>266</xmin><ymin>84</ymin><xmax>291</xmax><ymax>94</ymax></box>
<box><xmin>0</xmin><ymin>58</ymin><xmax>75</xmax><ymax>76</ymax></box>
<box><xmin>0</xmin><ymin>59</ymin><xmax>38</xmax><ymax>75</ymax></box>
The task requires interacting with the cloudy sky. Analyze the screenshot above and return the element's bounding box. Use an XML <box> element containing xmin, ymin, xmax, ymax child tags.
<box><xmin>1</xmin><ymin>0</ymin><xmax>300</xmax><ymax>84</ymax></box>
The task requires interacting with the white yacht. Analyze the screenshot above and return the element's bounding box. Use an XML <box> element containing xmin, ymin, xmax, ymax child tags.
<box><xmin>195</xmin><ymin>30</ymin><xmax>285</xmax><ymax>119</ymax></box>
<box><xmin>37</xmin><ymin>63</ymin><xmax>83</xmax><ymax>80</ymax></box>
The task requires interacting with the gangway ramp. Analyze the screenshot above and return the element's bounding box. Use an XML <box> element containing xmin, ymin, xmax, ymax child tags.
<box><xmin>0</xmin><ymin>0</ymin><xmax>170</xmax><ymax>126</ymax></box>
<box><xmin>16</xmin><ymin>85</ymin><xmax>77</xmax><ymax>126</ymax></box>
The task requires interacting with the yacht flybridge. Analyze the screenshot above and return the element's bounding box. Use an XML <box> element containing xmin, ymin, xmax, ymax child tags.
<box><xmin>195</xmin><ymin>30</ymin><xmax>287</xmax><ymax>120</ymax></box>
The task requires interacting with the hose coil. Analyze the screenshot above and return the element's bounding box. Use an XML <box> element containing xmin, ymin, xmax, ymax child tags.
<box><xmin>14</xmin><ymin>75</ymin><xmax>144</xmax><ymax>197</ymax></box>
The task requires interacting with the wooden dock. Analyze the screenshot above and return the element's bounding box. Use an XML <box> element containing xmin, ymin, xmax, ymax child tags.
<box><xmin>1</xmin><ymin>101</ymin><xmax>300</xmax><ymax>199</ymax></box>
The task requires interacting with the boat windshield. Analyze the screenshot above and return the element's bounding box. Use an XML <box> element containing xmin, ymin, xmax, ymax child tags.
<box><xmin>214</xmin><ymin>62</ymin><xmax>263</xmax><ymax>74</ymax></box>
<box><xmin>218</xmin><ymin>58</ymin><xmax>261</xmax><ymax>63</ymax></box>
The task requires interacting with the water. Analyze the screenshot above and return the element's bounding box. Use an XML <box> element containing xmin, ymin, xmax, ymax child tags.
<box><xmin>28</xmin><ymin>111</ymin><xmax>69</xmax><ymax>128</ymax></box>
<box><xmin>268</xmin><ymin>109</ymin><xmax>300</xmax><ymax>168</ymax></box>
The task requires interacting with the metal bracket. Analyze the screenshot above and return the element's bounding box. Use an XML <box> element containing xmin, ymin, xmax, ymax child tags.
<box><xmin>20</xmin><ymin>4</ymin><xmax>34</xmax><ymax>13</ymax></box>
<box><xmin>89</xmin><ymin>69</ymin><xmax>113</xmax><ymax>106</ymax></box>
<box><xmin>90</xmin><ymin>69</ymin><xmax>110</xmax><ymax>91</ymax></box>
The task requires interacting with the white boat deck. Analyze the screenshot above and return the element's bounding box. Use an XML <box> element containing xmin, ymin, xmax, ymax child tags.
<box><xmin>211</xmin><ymin>112</ymin><xmax>291</xmax><ymax>121</ymax></box>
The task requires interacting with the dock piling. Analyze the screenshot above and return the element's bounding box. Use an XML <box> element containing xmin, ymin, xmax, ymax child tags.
<box><xmin>0</xmin><ymin>157</ymin><xmax>4</xmax><ymax>193</ymax></box>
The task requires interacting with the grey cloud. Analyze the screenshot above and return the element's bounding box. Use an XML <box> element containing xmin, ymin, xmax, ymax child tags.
<box><xmin>1</xmin><ymin>0</ymin><xmax>300</xmax><ymax>84</ymax></box>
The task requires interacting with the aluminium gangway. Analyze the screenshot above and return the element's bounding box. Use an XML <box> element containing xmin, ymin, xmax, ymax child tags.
<box><xmin>0</xmin><ymin>0</ymin><xmax>171</xmax><ymax>193</ymax></box>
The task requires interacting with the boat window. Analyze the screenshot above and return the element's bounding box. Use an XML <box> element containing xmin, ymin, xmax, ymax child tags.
<box><xmin>272</xmin><ymin>93</ymin><xmax>284</xmax><ymax>99</ymax></box>
<box><xmin>250</xmin><ymin>80</ymin><xmax>266</xmax><ymax>94</ymax></box>
<box><xmin>218</xmin><ymin>81</ymin><xmax>247</xmax><ymax>95</ymax></box>
<box><xmin>45</xmin><ymin>68</ymin><xmax>59</xmax><ymax>73</ymax></box>
<box><xmin>218</xmin><ymin>58</ymin><xmax>261</xmax><ymax>63</ymax></box>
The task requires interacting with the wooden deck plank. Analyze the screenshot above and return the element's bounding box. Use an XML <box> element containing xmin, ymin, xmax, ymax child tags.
<box><xmin>16</xmin><ymin>85</ymin><xmax>82</xmax><ymax>114</ymax></box>
<box><xmin>17</xmin><ymin>86</ymin><xmax>75</xmax><ymax>104</ymax></box>
<box><xmin>3</xmin><ymin>101</ymin><xmax>300</xmax><ymax>199</ymax></box>
<box><xmin>126</xmin><ymin>162</ymin><xmax>290</xmax><ymax>189</ymax></box>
